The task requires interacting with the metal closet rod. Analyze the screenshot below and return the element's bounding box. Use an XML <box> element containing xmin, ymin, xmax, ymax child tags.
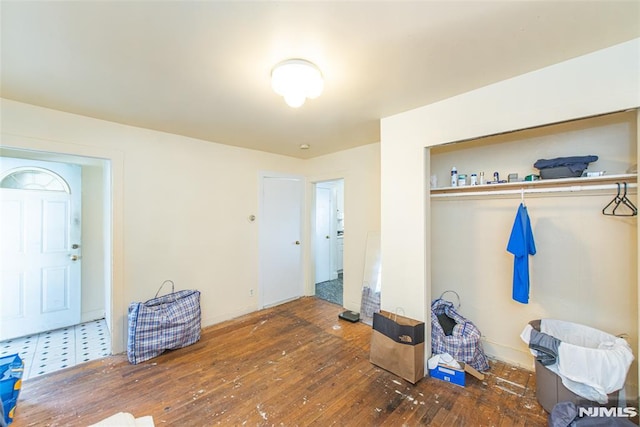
<box><xmin>430</xmin><ymin>183</ymin><xmax>638</xmax><ymax>198</ymax></box>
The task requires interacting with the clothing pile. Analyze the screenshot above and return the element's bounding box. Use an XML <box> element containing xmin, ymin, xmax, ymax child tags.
<box><xmin>534</xmin><ymin>155</ymin><xmax>598</xmax><ymax>179</ymax></box>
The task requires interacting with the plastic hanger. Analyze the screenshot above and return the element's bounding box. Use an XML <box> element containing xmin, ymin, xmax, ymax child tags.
<box><xmin>602</xmin><ymin>182</ymin><xmax>637</xmax><ymax>216</ymax></box>
<box><xmin>617</xmin><ymin>182</ymin><xmax>638</xmax><ymax>216</ymax></box>
<box><xmin>602</xmin><ymin>183</ymin><xmax>622</xmax><ymax>216</ymax></box>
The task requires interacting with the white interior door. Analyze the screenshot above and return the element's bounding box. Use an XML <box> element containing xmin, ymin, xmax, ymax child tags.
<box><xmin>315</xmin><ymin>186</ymin><xmax>332</xmax><ymax>283</ymax></box>
<box><xmin>0</xmin><ymin>157</ymin><xmax>82</xmax><ymax>340</ymax></box>
<box><xmin>259</xmin><ymin>175</ymin><xmax>303</xmax><ymax>308</ymax></box>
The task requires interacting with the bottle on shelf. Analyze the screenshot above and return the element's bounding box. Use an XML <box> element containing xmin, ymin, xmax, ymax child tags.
<box><xmin>451</xmin><ymin>166</ymin><xmax>458</xmax><ymax>187</ymax></box>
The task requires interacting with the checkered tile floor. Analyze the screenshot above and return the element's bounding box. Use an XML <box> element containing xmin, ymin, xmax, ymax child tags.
<box><xmin>0</xmin><ymin>319</ymin><xmax>111</xmax><ymax>380</ymax></box>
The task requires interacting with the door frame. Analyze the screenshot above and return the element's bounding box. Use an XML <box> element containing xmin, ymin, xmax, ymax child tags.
<box><xmin>257</xmin><ymin>171</ymin><xmax>305</xmax><ymax>308</ymax></box>
<box><xmin>0</xmin><ymin>134</ymin><xmax>125</xmax><ymax>354</ymax></box>
<box><xmin>308</xmin><ymin>175</ymin><xmax>346</xmax><ymax>300</ymax></box>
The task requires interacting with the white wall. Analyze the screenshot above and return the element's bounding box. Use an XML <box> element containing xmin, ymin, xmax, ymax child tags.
<box><xmin>0</xmin><ymin>99</ymin><xmax>301</xmax><ymax>352</ymax></box>
<box><xmin>81</xmin><ymin>163</ymin><xmax>107</xmax><ymax>321</ymax></box>
<box><xmin>381</xmin><ymin>38</ymin><xmax>640</xmax><ymax>381</ymax></box>
<box><xmin>0</xmin><ymin>98</ymin><xmax>381</xmax><ymax>354</ymax></box>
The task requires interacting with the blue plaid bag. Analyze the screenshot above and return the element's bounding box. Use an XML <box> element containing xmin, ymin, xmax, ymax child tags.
<box><xmin>431</xmin><ymin>291</ymin><xmax>490</xmax><ymax>372</ymax></box>
<box><xmin>127</xmin><ymin>280</ymin><xmax>201</xmax><ymax>364</ymax></box>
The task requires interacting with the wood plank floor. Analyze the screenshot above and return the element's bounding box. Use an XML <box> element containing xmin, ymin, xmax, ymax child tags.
<box><xmin>10</xmin><ymin>297</ymin><xmax>548</xmax><ymax>426</ymax></box>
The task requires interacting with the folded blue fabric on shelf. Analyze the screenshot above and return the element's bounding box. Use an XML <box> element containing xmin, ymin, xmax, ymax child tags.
<box><xmin>533</xmin><ymin>155</ymin><xmax>598</xmax><ymax>173</ymax></box>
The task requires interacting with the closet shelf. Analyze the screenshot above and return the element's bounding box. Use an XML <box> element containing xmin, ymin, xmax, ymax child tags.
<box><xmin>430</xmin><ymin>173</ymin><xmax>637</xmax><ymax>197</ymax></box>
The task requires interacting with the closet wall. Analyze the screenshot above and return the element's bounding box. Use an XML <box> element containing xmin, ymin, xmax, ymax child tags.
<box><xmin>381</xmin><ymin>38</ymin><xmax>639</xmax><ymax>398</ymax></box>
<box><xmin>430</xmin><ymin>111</ymin><xmax>638</xmax><ymax>389</ymax></box>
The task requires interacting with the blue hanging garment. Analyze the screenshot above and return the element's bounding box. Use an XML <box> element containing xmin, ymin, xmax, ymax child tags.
<box><xmin>507</xmin><ymin>203</ymin><xmax>536</xmax><ymax>304</ymax></box>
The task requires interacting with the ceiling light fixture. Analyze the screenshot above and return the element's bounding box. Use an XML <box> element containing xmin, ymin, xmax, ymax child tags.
<box><xmin>271</xmin><ymin>59</ymin><xmax>324</xmax><ymax>108</ymax></box>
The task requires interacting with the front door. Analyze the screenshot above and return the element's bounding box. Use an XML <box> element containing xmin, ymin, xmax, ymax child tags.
<box><xmin>0</xmin><ymin>157</ymin><xmax>82</xmax><ymax>340</ymax></box>
<box><xmin>259</xmin><ymin>175</ymin><xmax>303</xmax><ymax>308</ymax></box>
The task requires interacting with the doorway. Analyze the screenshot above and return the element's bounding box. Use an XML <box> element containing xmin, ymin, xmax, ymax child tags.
<box><xmin>0</xmin><ymin>149</ymin><xmax>112</xmax><ymax>368</ymax></box>
<box><xmin>314</xmin><ymin>179</ymin><xmax>344</xmax><ymax>306</ymax></box>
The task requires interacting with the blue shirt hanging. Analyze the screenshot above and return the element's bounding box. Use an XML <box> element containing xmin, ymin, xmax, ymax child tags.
<box><xmin>507</xmin><ymin>203</ymin><xmax>536</xmax><ymax>304</ymax></box>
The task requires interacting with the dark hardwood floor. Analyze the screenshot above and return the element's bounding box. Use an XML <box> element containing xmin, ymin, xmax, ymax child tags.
<box><xmin>11</xmin><ymin>297</ymin><xmax>548</xmax><ymax>426</ymax></box>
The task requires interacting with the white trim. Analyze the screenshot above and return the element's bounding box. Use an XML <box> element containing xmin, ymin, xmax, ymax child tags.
<box><xmin>0</xmin><ymin>134</ymin><xmax>125</xmax><ymax>354</ymax></box>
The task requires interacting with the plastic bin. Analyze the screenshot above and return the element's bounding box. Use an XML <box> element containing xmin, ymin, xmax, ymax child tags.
<box><xmin>522</xmin><ymin>319</ymin><xmax>633</xmax><ymax>412</ymax></box>
<box><xmin>534</xmin><ymin>359</ymin><xmax>619</xmax><ymax>413</ymax></box>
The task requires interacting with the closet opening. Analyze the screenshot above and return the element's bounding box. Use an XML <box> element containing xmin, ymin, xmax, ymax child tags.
<box><xmin>428</xmin><ymin>109</ymin><xmax>638</xmax><ymax>396</ymax></box>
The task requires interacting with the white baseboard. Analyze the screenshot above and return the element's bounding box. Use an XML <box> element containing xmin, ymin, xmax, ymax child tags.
<box><xmin>81</xmin><ymin>309</ymin><xmax>106</xmax><ymax>323</ymax></box>
<box><xmin>481</xmin><ymin>338</ymin><xmax>535</xmax><ymax>371</ymax></box>
<box><xmin>201</xmin><ymin>304</ymin><xmax>258</xmax><ymax>329</ymax></box>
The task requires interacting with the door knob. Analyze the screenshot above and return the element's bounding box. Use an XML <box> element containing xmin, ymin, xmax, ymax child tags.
<box><xmin>325</xmin><ymin>235</ymin><xmax>330</xmax><ymax>239</ymax></box>
<box><xmin>69</xmin><ymin>255</ymin><xmax>79</xmax><ymax>261</ymax></box>
<box><xmin>295</xmin><ymin>241</ymin><xmax>301</xmax><ymax>245</ymax></box>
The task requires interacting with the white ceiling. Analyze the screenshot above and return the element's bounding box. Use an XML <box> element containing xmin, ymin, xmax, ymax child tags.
<box><xmin>1</xmin><ymin>1</ymin><xmax>639</xmax><ymax>159</ymax></box>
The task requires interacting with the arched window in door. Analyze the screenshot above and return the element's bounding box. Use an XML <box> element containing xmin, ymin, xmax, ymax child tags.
<box><xmin>0</xmin><ymin>167</ymin><xmax>71</xmax><ymax>193</ymax></box>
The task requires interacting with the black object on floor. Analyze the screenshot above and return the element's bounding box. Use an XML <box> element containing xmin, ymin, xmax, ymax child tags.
<box><xmin>339</xmin><ymin>311</ymin><xmax>360</xmax><ymax>322</ymax></box>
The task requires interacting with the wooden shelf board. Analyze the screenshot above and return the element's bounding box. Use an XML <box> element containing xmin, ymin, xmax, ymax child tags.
<box><xmin>430</xmin><ymin>173</ymin><xmax>637</xmax><ymax>195</ymax></box>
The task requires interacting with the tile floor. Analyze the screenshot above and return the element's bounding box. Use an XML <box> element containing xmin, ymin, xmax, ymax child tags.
<box><xmin>0</xmin><ymin>319</ymin><xmax>111</xmax><ymax>380</ymax></box>
<box><xmin>315</xmin><ymin>272</ymin><xmax>343</xmax><ymax>306</ymax></box>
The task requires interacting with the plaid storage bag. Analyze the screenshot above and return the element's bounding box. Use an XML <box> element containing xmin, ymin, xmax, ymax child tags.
<box><xmin>127</xmin><ymin>280</ymin><xmax>201</xmax><ymax>364</ymax></box>
<box><xmin>431</xmin><ymin>291</ymin><xmax>490</xmax><ymax>372</ymax></box>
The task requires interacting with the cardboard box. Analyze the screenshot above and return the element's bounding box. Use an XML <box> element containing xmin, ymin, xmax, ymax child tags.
<box><xmin>428</xmin><ymin>362</ymin><xmax>485</xmax><ymax>387</ymax></box>
<box><xmin>429</xmin><ymin>364</ymin><xmax>465</xmax><ymax>386</ymax></box>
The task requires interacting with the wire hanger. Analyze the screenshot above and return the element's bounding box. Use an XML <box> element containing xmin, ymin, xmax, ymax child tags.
<box><xmin>602</xmin><ymin>182</ymin><xmax>637</xmax><ymax>216</ymax></box>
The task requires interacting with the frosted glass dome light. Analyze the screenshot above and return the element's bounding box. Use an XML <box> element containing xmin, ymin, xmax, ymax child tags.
<box><xmin>271</xmin><ymin>59</ymin><xmax>324</xmax><ymax>108</ymax></box>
